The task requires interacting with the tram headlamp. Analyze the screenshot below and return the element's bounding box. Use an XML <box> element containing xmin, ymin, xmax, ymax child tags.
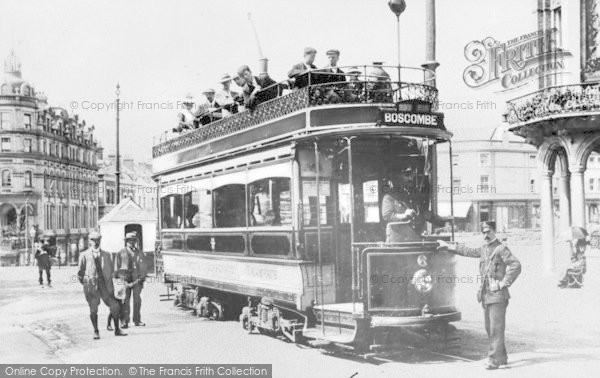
<box><xmin>412</xmin><ymin>269</ymin><xmax>433</xmax><ymax>293</ymax></box>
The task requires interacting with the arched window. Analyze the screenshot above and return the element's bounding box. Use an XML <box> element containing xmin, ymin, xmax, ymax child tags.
<box><xmin>24</xmin><ymin>171</ymin><xmax>32</xmax><ymax>187</ymax></box>
<box><xmin>2</xmin><ymin>169</ymin><xmax>12</xmax><ymax>187</ymax></box>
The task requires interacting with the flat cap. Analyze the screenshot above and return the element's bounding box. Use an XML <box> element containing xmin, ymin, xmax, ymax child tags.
<box><xmin>88</xmin><ymin>231</ymin><xmax>102</xmax><ymax>240</ymax></box>
<box><xmin>237</xmin><ymin>65</ymin><xmax>251</xmax><ymax>76</ymax></box>
<box><xmin>304</xmin><ymin>47</ymin><xmax>317</xmax><ymax>55</ymax></box>
<box><xmin>326</xmin><ymin>49</ymin><xmax>340</xmax><ymax>56</ymax></box>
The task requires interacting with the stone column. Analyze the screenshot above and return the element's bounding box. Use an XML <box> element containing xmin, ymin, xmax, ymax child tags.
<box><xmin>558</xmin><ymin>173</ymin><xmax>571</xmax><ymax>230</ymax></box>
<box><xmin>540</xmin><ymin>170</ymin><xmax>555</xmax><ymax>272</ymax></box>
<box><xmin>569</xmin><ymin>166</ymin><xmax>586</xmax><ymax>228</ymax></box>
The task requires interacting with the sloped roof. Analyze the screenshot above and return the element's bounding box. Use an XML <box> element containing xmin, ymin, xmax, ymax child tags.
<box><xmin>98</xmin><ymin>197</ymin><xmax>156</xmax><ymax>223</ymax></box>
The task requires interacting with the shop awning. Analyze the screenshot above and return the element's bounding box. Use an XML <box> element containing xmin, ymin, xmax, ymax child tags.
<box><xmin>437</xmin><ymin>202</ymin><xmax>472</xmax><ymax>218</ymax></box>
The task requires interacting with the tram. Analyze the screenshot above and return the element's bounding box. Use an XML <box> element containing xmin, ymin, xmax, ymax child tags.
<box><xmin>152</xmin><ymin>66</ymin><xmax>460</xmax><ymax>352</ymax></box>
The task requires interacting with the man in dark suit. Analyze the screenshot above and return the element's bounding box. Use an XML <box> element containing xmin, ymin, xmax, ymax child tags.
<box><xmin>438</xmin><ymin>222</ymin><xmax>521</xmax><ymax>370</ymax></box>
<box><xmin>78</xmin><ymin>231</ymin><xmax>126</xmax><ymax>339</ymax></box>
<box><xmin>320</xmin><ymin>49</ymin><xmax>346</xmax><ymax>103</ymax></box>
<box><xmin>287</xmin><ymin>47</ymin><xmax>318</xmax><ymax>88</ymax></box>
<box><xmin>237</xmin><ymin>65</ymin><xmax>278</xmax><ymax>110</ymax></box>
<box><xmin>35</xmin><ymin>235</ymin><xmax>52</xmax><ymax>287</ymax></box>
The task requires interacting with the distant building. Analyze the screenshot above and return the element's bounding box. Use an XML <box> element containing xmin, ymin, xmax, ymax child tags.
<box><xmin>0</xmin><ymin>51</ymin><xmax>99</xmax><ymax>262</ymax></box>
<box><xmin>97</xmin><ymin>152</ymin><xmax>157</xmax><ymax>219</ymax></box>
<box><xmin>438</xmin><ymin>127</ymin><xmax>600</xmax><ymax>232</ymax></box>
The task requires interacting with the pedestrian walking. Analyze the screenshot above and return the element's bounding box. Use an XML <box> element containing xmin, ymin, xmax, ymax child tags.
<box><xmin>438</xmin><ymin>221</ymin><xmax>521</xmax><ymax>370</ymax></box>
<box><xmin>77</xmin><ymin>231</ymin><xmax>127</xmax><ymax>339</ymax></box>
<box><xmin>126</xmin><ymin>232</ymin><xmax>148</xmax><ymax>326</ymax></box>
<box><xmin>35</xmin><ymin>236</ymin><xmax>52</xmax><ymax>287</ymax></box>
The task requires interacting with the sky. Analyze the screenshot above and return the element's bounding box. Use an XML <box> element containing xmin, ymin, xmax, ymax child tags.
<box><xmin>0</xmin><ymin>0</ymin><xmax>539</xmax><ymax>162</ymax></box>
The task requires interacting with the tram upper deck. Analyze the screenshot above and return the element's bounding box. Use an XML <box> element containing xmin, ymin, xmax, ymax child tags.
<box><xmin>152</xmin><ymin>65</ymin><xmax>449</xmax><ymax>176</ymax></box>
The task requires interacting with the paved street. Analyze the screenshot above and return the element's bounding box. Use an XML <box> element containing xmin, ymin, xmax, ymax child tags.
<box><xmin>1</xmin><ymin>239</ymin><xmax>599</xmax><ymax>377</ymax></box>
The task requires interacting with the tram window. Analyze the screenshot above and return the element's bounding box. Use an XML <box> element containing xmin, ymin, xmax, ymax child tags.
<box><xmin>251</xmin><ymin>235</ymin><xmax>291</xmax><ymax>256</ymax></box>
<box><xmin>186</xmin><ymin>234</ymin><xmax>212</xmax><ymax>252</ymax></box>
<box><xmin>337</xmin><ymin>183</ymin><xmax>351</xmax><ymax>224</ymax></box>
<box><xmin>302</xmin><ymin>180</ymin><xmax>333</xmax><ymax>226</ymax></box>
<box><xmin>161</xmin><ymin>233</ymin><xmax>184</xmax><ymax>250</ymax></box>
<box><xmin>362</xmin><ymin>180</ymin><xmax>380</xmax><ymax>223</ymax></box>
<box><xmin>214</xmin><ymin>184</ymin><xmax>246</xmax><ymax>228</ymax></box>
<box><xmin>183</xmin><ymin>189</ymin><xmax>213</xmax><ymax>229</ymax></box>
<box><xmin>214</xmin><ymin>235</ymin><xmax>245</xmax><ymax>253</ymax></box>
<box><xmin>248</xmin><ymin>178</ymin><xmax>292</xmax><ymax>227</ymax></box>
<box><xmin>161</xmin><ymin>194</ymin><xmax>183</xmax><ymax>229</ymax></box>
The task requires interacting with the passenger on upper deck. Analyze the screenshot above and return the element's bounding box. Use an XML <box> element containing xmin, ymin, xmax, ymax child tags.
<box><xmin>232</xmin><ymin>75</ymin><xmax>247</xmax><ymax>112</ymax></box>
<box><xmin>343</xmin><ymin>67</ymin><xmax>365</xmax><ymax>103</ymax></box>
<box><xmin>216</xmin><ymin>74</ymin><xmax>239</xmax><ymax>117</ymax></box>
<box><xmin>237</xmin><ymin>65</ymin><xmax>278</xmax><ymax>110</ymax></box>
<box><xmin>176</xmin><ymin>94</ymin><xmax>198</xmax><ymax>131</ymax></box>
<box><xmin>196</xmin><ymin>88</ymin><xmax>222</xmax><ymax>126</ymax></box>
<box><xmin>288</xmin><ymin>47</ymin><xmax>318</xmax><ymax>88</ymax></box>
<box><xmin>322</xmin><ymin>49</ymin><xmax>346</xmax><ymax>83</ymax></box>
<box><xmin>320</xmin><ymin>49</ymin><xmax>346</xmax><ymax>103</ymax></box>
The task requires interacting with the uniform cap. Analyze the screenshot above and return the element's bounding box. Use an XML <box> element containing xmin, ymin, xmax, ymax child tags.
<box><xmin>326</xmin><ymin>49</ymin><xmax>340</xmax><ymax>56</ymax></box>
<box><xmin>125</xmin><ymin>232</ymin><xmax>138</xmax><ymax>240</ymax></box>
<box><xmin>88</xmin><ymin>231</ymin><xmax>102</xmax><ymax>240</ymax></box>
<box><xmin>480</xmin><ymin>221</ymin><xmax>496</xmax><ymax>232</ymax></box>
<box><xmin>237</xmin><ymin>65</ymin><xmax>251</xmax><ymax>76</ymax></box>
<box><xmin>304</xmin><ymin>47</ymin><xmax>317</xmax><ymax>55</ymax></box>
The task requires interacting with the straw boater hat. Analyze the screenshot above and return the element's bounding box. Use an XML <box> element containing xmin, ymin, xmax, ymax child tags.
<box><xmin>346</xmin><ymin>66</ymin><xmax>361</xmax><ymax>74</ymax></box>
<box><xmin>202</xmin><ymin>88</ymin><xmax>215</xmax><ymax>94</ymax></box>
<box><xmin>220</xmin><ymin>74</ymin><xmax>232</xmax><ymax>83</ymax></box>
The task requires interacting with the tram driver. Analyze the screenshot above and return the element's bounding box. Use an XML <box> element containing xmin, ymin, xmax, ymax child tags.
<box><xmin>381</xmin><ymin>168</ymin><xmax>444</xmax><ymax>242</ymax></box>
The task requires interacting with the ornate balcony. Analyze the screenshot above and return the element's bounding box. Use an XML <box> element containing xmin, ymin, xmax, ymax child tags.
<box><xmin>153</xmin><ymin>75</ymin><xmax>438</xmax><ymax>159</ymax></box>
<box><xmin>505</xmin><ymin>82</ymin><xmax>600</xmax><ymax>128</ymax></box>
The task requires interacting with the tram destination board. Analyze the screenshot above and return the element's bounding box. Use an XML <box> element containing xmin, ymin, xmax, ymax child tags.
<box><xmin>378</xmin><ymin>108</ymin><xmax>445</xmax><ymax>129</ymax></box>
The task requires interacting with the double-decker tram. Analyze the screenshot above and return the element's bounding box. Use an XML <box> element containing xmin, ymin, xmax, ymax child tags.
<box><xmin>152</xmin><ymin>65</ymin><xmax>460</xmax><ymax>352</ymax></box>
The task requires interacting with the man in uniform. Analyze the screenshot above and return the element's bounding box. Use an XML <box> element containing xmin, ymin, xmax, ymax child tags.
<box><xmin>437</xmin><ymin>222</ymin><xmax>521</xmax><ymax>370</ymax></box>
<box><xmin>123</xmin><ymin>231</ymin><xmax>147</xmax><ymax>327</ymax></box>
<box><xmin>77</xmin><ymin>231</ymin><xmax>126</xmax><ymax>339</ymax></box>
<box><xmin>381</xmin><ymin>168</ymin><xmax>444</xmax><ymax>241</ymax></box>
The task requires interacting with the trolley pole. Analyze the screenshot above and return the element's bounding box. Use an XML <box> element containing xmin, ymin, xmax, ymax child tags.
<box><xmin>388</xmin><ymin>0</ymin><xmax>406</xmax><ymax>96</ymax></box>
<box><xmin>115</xmin><ymin>83</ymin><xmax>121</xmax><ymax>204</ymax></box>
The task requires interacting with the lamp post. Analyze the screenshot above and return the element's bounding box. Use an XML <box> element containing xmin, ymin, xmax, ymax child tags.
<box><xmin>388</xmin><ymin>0</ymin><xmax>406</xmax><ymax>95</ymax></box>
<box><xmin>115</xmin><ymin>83</ymin><xmax>121</xmax><ymax>204</ymax></box>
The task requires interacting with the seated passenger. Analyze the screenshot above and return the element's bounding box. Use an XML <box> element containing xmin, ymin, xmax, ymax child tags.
<box><xmin>196</xmin><ymin>88</ymin><xmax>222</xmax><ymax>125</ymax></box>
<box><xmin>320</xmin><ymin>49</ymin><xmax>346</xmax><ymax>103</ymax></box>
<box><xmin>232</xmin><ymin>75</ymin><xmax>247</xmax><ymax>112</ymax></box>
<box><xmin>175</xmin><ymin>94</ymin><xmax>198</xmax><ymax>132</ymax></box>
<box><xmin>216</xmin><ymin>74</ymin><xmax>239</xmax><ymax>117</ymax></box>
<box><xmin>343</xmin><ymin>67</ymin><xmax>364</xmax><ymax>103</ymax></box>
<box><xmin>237</xmin><ymin>65</ymin><xmax>278</xmax><ymax>110</ymax></box>
<box><xmin>288</xmin><ymin>47</ymin><xmax>318</xmax><ymax>88</ymax></box>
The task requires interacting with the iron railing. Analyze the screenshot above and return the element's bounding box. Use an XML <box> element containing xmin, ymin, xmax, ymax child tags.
<box><xmin>505</xmin><ymin>82</ymin><xmax>600</xmax><ymax>125</ymax></box>
<box><xmin>153</xmin><ymin>65</ymin><xmax>439</xmax><ymax>158</ymax></box>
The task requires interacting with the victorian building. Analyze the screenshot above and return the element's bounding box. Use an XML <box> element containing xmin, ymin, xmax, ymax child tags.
<box><xmin>438</xmin><ymin>126</ymin><xmax>600</xmax><ymax>232</ymax></box>
<box><xmin>505</xmin><ymin>0</ymin><xmax>600</xmax><ymax>272</ymax></box>
<box><xmin>0</xmin><ymin>51</ymin><xmax>99</xmax><ymax>262</ymax></box>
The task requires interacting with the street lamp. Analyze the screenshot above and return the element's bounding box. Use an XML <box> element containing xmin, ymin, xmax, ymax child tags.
<box><xmin>388</xmin><ymin>0</ymin><xmax>406</xmax><ymax>96</ymax></box>
<box><xmin>115</xmin><ymin>83</ymin><xmax>121</xmax><ymax>205</ymax></box>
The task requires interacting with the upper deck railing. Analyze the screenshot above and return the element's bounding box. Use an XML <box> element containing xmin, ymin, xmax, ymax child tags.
<box><xmin>153</xmin><ymin>65</ymin><xmax>438</xmax><ymax>158</ymax></box>
<box><xmin>505</xmin><ymin>82</ymin><xmax>600</xmax><ymax>126</ymax></box>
